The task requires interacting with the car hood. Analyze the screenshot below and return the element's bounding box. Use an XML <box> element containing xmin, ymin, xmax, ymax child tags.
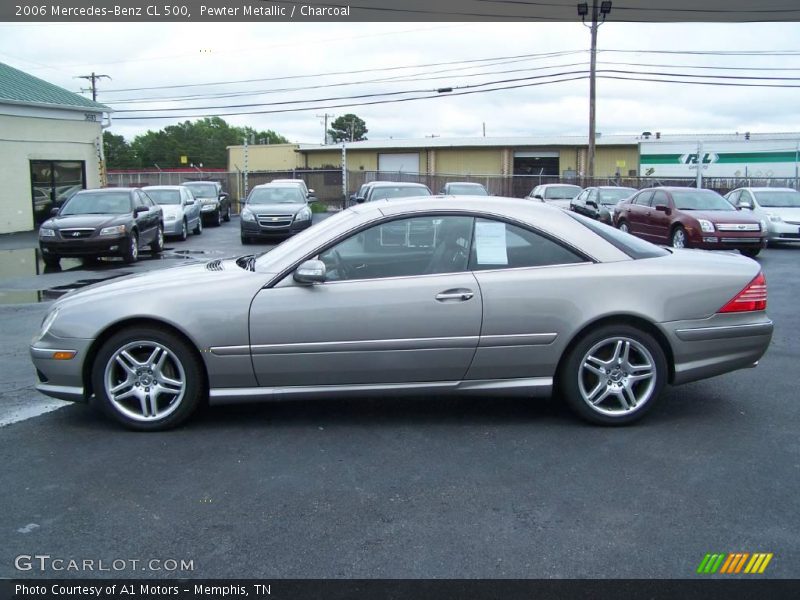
<box><xmin>761</xmin><ymin>206</ymin><xmax>800</xmax><ymax>220</ymax></box>
<box><xmin>683</xmin><ymin>210</ymin><xmax>759</xmax><ymax>223</ymax></box>
<box><xmin>44</xmin><ymin>214</ymin><xmax>130</xmax><ymax>230</ymax></box>
<box><xmin>246</xmin><ymin>202</ymin><xmax>305</xmax><ymax>214</ymax></box>
<box><xmin>196</xmin><ymin>197</ymin><xmax>219</xmax><ymax>205</ymax></box>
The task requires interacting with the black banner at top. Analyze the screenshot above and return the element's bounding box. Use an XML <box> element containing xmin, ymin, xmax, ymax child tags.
<box><xmin>2</xmin><ymin>0</ymin><xmax>800</xmax><ymax>23</ymax></box>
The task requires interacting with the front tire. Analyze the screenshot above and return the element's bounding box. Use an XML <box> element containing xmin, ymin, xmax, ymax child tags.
<box><xmin>193</xmin><ymin>217</ymin><xmax>202</xmax><ymax>235</ymax></box>
<box><xmin>741</xmin><ymin>248</ymin><xmax>761</xmax><ymax>258</ymax></box>
<box><xmin>123</xmin><ymin>232</ymin><xmax>139</xmax><ymax>264</ymax></box>
<box><xmin>241</xmin><ymin>234</ymin><xmax>250</xmax><ymax>245</ymax></box>
<box><xmin>618</xmin><ymin>220</ymin><xmax>630</xmax><ymax>233</ymax></box>
<box><xmin>214</xmin><ymin>208</ymin><xmax>223</xmax><ymax>226</ymax></box>
<box><xmin>91</xmin><ymin>326</ymin><xmax>204</xmax><ymax>431</ymax></box>
<box><xmin>43</xmin><ymin>255</ymin><xmax>60</xmax><ymax>268</ymax></box>
<box><xmin>559</xmin><ymin>324</ymin><xmax>668</xmax><ymax>425</ymax></box>
<box><xmin>671</xmin><ymin>226</ymin><xmax>687</xmax><ymax>249</ymax></box>
<box><xmin>223</xmin><ymin>204</ymin><xmax>231</xmax><ymax>222</ymax></box>
<box><xmin>179</xmin><ymin>219</ymin><xmax>188</xmax><ymax>241</ymax></box>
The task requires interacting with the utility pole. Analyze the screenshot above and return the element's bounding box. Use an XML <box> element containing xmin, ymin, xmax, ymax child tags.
<box><xmin>76</xmin><ymin>72</ymin><xmax>111</xmax><ymax>102</ymax></box>
<box><xmin>578</xmin><ymin>1</ymin><xmax>612</xmax><ymax>180</ymax></box>
<box><xmin>696</xmin><ymin>141</ymin><xmax>703</xmax><ymax>189</ymax></box>
<box><xmin>317</xmin><ymin>113</ymin><xmax>335</xmax><ymax>145</ymax></box>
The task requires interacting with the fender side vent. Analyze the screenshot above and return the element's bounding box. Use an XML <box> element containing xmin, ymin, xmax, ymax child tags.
<box><xmin>206</xmin><ymin>259</ymin><xmax>224</xmax><ymax>271</ymax></box>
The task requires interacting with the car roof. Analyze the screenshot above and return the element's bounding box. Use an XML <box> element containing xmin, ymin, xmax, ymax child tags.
<box><xmin>142</xmin><ymin>185</ymin><xmax>185</xmax><ymax>190</ymax></box>
<box><xmin>77</xmin><ymin>187</ymin><xmax>135</xmax><ymax>193</ymax></box>
<box><xmin>446</xmin><ymin>181</ymin><xmax>484</xmax><ymax>186</ymax></box>
<box><xmin>369</xmin><ymin>181</ymin><xmax>429</xmax><ymax>188</ymax></box>
<box><xmin>538</xmin><ymin>183</ymin><xmax>581</xmax><ymax>187</ymax></box>
<box><xmin>594</xmin><ymin>186</ymin><xmax>637</xmax><ymax>190</ymax></box>
<box><xmin>736</xmin><ymin>187</ymin><xmax>797</xmax><ymax>192</ymax></box>
<box><xmin>252</xmin><ymin>182</ymin><xmax>304</xmax><ymax>189</ymax></box>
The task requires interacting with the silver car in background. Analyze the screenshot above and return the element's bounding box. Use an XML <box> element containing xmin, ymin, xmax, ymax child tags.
<box><xmin>30</xmin><ymin>197</ymin><xmax>772</xmax><ymax>431</ymax></box>
<box><xmin>142</xmin><ymin>185</ymin><xmax>203</xmax><ymax>241</ymax></box>
<box><xmin>725</xmin><ymin>187</ymin><xmax>800</xmax><ymax>244</ymax></box>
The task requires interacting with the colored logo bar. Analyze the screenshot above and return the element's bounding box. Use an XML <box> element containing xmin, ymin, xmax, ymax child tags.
<box><xmin>697</xmin><ymin>553</ymin><xmax>773</xmax><ymax>574</ymax></box>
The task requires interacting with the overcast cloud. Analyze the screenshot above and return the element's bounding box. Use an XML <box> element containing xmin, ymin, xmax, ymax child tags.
<box><xmin>1</xmin><ymin>21</ymin><xmax>799</xmax><ymax>143</ymax></box>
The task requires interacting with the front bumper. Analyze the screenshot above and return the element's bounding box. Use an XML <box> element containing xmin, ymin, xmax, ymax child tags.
<box><xmin>40</xmin><ymin>234</ymin><xmax>129</xmax><ymax>257</ymax></box>
<box><xmin>658</xmin><ymin>312</ymin><xmax>773</xmax><ymax>385</ymax></box>
<box><xmin>30</xmin><ymin>334</ymin><xmax>94</xmax><ymax>403</ymax></box>
<box><xmin>689</xmin><ymin>231</ymin><xmax>766</xmax><ymax>251</ymax></box>
<box><xmin>241</xmin><ymin>218</ymin><xmax>312</xmax><ymax>238</ymax></box>
<box><xmin>162</xmin><ymin>219</ymin><xmax>184</xmax><ymax>235</ymax></box>
<box><xmin>766</xmin><ymin>220</ymin><xmax>800</xmax><ymax>242</ymax></box>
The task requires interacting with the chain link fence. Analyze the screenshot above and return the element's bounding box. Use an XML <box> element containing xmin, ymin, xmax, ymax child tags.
<box><xmin>107</xmin><ymin>169</ymin><xmax>800</xmax><ymax>213</ymax></box>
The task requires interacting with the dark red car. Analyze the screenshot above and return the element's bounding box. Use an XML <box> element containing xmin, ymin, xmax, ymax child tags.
<box><xmin>612</xmin><ymin>187</ymin><xmax>766</xmax><ymax>257</ymax></box>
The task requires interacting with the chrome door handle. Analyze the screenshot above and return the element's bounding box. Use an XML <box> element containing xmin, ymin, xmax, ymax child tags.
<box><xmin>435</xmin><ymin>290</ymin><xmax>474</xmax><ymax>302</ymax></box>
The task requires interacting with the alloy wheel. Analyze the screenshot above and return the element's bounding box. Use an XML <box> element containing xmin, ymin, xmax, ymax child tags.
<box><xmin>577</xmin><ymin>337</ymin><xmax>657</xmax><ymax>417</ymax></box>
<box><xmin>103</xmin><ymin>340</ymin><xmax>186</xmax><ymax>422</ymax></box>
<box><xmin>672</xmin><ymin>228</ymin><xmax>686</xmax><ymax>248</ymax></box>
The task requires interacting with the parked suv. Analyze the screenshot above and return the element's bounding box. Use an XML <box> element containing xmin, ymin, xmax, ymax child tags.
<box><xmin>38</xmin><ymin>188</ymin><xmax>164</xmax><ymax>267</ymax></box>
<box><xmin>725</xmin><ymin>187</ymin><xmax>800</xmax><ymax>244</ymax></box>
<box><xmin>181</xmin><ymin>181</ymin><xmax>230</xmax><ymax>226</ymax></box>
<box><xmin>240</xmin><ymin>183</ymin><xmax>315</xmax><ymax>243</ymax></box>
<box><xmin>613</xmin><ymin>187</ymin><xmax>766</xmax><ymax>257</ymax></box>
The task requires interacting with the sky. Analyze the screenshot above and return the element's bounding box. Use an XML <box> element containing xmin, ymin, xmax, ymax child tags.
<box><xmin>1</xmin><ymin>21</ymin><xmax>799</xmax><ymax>144</ymax></box>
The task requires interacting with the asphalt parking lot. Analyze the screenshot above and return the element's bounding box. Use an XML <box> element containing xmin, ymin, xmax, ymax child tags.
<box><xmin>0</xmin><ymin>217</ymin><xmax>798</xmax><ymax>579</ymax></box>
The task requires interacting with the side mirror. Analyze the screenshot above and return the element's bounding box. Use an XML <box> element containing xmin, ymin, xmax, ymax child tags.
<box><xmin>220</xmin><ymin>192</ymin><xmax>229</xmax><ymax>200</ymax></box>
<box><xmin>355</xmin><ymin>196</ymin><xmax>366</xmax><ymax>204</ymax></box>
<box><xmin>50</xmin><ymin>207</ymin><xmax>60</xmax><ymax>216</ymax></box>
<box><xmin>293</xmin><ymin>259</ymin><xmax>326</xmax><ymax>284</ymax></box>
<box><xmin>737</xmin><ymin>200</ymin><xmax>753</xmax><ymax>210</ymax></box>
<box><xmin>533</xmin><ymin>194</ymin><xmax>544</xmax><ymax>201</ymax></box>
<box><xmin>307</xmin><ymin>196</ymin><xmax>318</xmax><ymax>203</ymax></box>
<box><xmin>185</xmin><ymin>199</ymin><xmax>195</xmax><ymax>205</ymax></box>
<box><xmin>586</xmin><ymin>200</ymin><xmax>597</xmax><ymax>208</ymax></box>
<box><xmin>654</xmin><ymin>204</ymin><xmax>671</xmax><ymax>215</ymax></box>
<box><xmin>308</xmin><ymin>188</ymin><xmax>315</xmax><ymax>195</ymax></box>
<box><xmin>134</xmin><ymin>206</ymin><xmax>148</xmax><ymax>216</ymax></box>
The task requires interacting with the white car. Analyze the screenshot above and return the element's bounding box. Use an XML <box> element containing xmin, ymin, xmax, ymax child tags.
<box><xmin>271</xmin><ymin>178</ymin><xmax>316</xmax><ymax>200</ymax></box>
<box><xmin>725</xmin><ymin>187</ymin><xmax>800</xmax><ymax>244</ymax></box>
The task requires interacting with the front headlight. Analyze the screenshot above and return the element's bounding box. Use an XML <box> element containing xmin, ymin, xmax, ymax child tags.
<box><xmin>39</xmin><ymin>307</ymin><xmax>59</xmax><ymax>339</ymax></box>
<box><xmin>294</xmin><ymin>207</ymin><xmax>312</xmax><ymax>222</ymax></box>
<box><xmin>99</xmin><ymin>225</ymin><xmax>126</xmax><ymax>236</ymax></box>
<box><xmin>241</xmin><ymin>208</ymin><xmax>256</xmax><ymax>222</ymax></box>
<box><xmin>39</xmin><ymin>228</ymin><xmax>55</xmax><ymax>238</ymax></box>
<box><xmin>767</xmin><ymin>214</ymin><xmax>783</xmax><ymax>223</ymax></box>
<box><xmin>698</xmin><ymin>219</ymin><xmax>715</xmax><ymax>233</ymax></box>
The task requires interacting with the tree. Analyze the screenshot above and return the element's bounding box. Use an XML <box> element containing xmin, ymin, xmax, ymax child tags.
<box><xmin>103</xmin><ymin>131</ymin><xmax>139</xmax><ymax>169</ymax></box>
<box><xmin>328</xmin><ymin>114</ymin><xmax>368</xmax><ymax>142</ymax></box>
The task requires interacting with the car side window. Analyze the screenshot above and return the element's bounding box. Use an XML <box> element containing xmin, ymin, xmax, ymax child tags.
<box><xmin>726</xmin><ymin>190</ymin><xmax>740</xmax><ymax>204</ymax></box>
<box><xmin>634</xmin><ymin>191</ymin><xmax>654</xmax><ymax>207</ymax></box>
<box><xmin>318</xmin><ymin>216</ymin><xmax>474</xmax><ymax>281</ymax></box>
<box><xmin>468</xmin><ymin>218</ymin><xmax>585</xmax><ymax>271</ymax></box>
<box><xmin>651</xmin><ymin>190</ymin><xmax>669</xmax><ymax>207</ymax></box>
<box><xmin>587</xmin><ymin>189</ymin><xmax>598</xmax><ymax>204</ymax></box>
<box><xmin>740</xmin><ymin>190</ymin><xmax>753</xmax><ymax>204</ymax></box>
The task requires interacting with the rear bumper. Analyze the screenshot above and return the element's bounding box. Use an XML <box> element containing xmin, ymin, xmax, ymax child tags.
<box><xmin>658</xmin><ymin>314</ymin><xmax>773</xmax><ymax>385</ymax></box>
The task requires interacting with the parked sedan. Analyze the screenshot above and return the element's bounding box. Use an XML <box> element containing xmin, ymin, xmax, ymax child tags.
<box><xmin>725</xmin><ymin>187</ymin><xmax>800</xmax><ymax>244</ymax></box>
<box><xmin>38</xmin><ymin>188</ymin><xmax>164</xmax><ymax>267</ymax></box>
<box><xmin>526</xmin><ymin>184</ymin><xmax>583</xmax><ymax>209</ymax></box>
<box><xmin>181</xmin><ymin>181</ymin><xmax>230</xmax><ymax>226</ymax></box>
<box><xmin>31</xmin><ymin>197</ymin><xmax>772</xmax><ymax>431</ymax></box>
<box><xmin>356</xmin><ymin>181</ymin><xmax>432</xmax><ymax>203</ymax></box>
<box><xmin>142</xmin><ymin>185</ymin><xmax>202</xmax><ymax>241</ymax></box>
<box><xmin>240</xmin><ymin>183</ymin><xmax>314</xmax><ymax>243</ymax></box>
<box><xmin>572</xmin><ymin>187</ymin><xmax>637</xmax><ymax>224</ymax></box>
<box><xmin>613</xmin><ymin>187</ymin><xmax>766</xmax><ymax>257</ymax></box>
<box><xmin>440</xmin><ymin>182</ymin><xmax>489</xmax><ymax>196</ymax></box>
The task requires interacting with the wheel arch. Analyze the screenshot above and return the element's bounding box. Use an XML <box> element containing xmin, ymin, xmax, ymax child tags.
<box><xmin>82</xmin><ymin>317</ymin><xmax>209</xmax><ymax>401</ymax></box>
<box><xmin>554</xmin><ymin>314</ymin><xmax>676</xmax><ymax>388</ymax></box>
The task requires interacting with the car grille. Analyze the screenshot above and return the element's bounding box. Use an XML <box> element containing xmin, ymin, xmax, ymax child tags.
<box><xmin>256</xmin><ymin>214</ymin><xmax>293</xmax><ymax>228</ymax></box>
<box><xmin>720</xmin><ymin>237</ymin><xmax>762</xmax><ymax>243</ymax></box>
<box><xmin>717</xmin><ymin>223</ymin><xmax>760</xmax><ymax>232</ymax></box>
<box><xmin>59</xmin><ymin>228</ymin><xmax>95</xmax><ymax>239</ymax></box>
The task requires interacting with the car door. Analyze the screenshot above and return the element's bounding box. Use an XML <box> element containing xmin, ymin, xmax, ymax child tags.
<box><xmin>584</xmin><ymin>188</ymin><xmax>599</xmax><ymax>217</ymax></box>
<box><xmin>648</xmin><ymin>190</ymin><xmax>672</xmax><ymax>243</ymax></box>
<box><xmin>626</xmin><ymin>190</ymin><xmax>654</xmax><ymax>238</ymax></box>
<box><xmin>465</xmin><ymin>217</ymin><xmax>591</xmax><ymax>381</ymax></box>
<box><xmin>183</xmin><ymin>188</ymin><xmax>200</xmax><ymax>226</ymax></box>
<box><xmin>248</xmin><ymin>215</ymin><xmax>482</xmax><ymax>387</ymax></box>
<box><xmin>133</xmin><ymin>190</ymin><xmax>155</xmax><ymax>242</ymax></box>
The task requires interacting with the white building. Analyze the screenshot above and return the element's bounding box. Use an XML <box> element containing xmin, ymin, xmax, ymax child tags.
<box><xmin>0</xmin><ymin>62</ymin><xmax>110</xmax><ymax>234</ymax></box>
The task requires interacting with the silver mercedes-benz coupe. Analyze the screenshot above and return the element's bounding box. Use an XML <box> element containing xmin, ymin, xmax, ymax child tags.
<box><xmin>30</xmin><ymin>197</ymin><xmax>773</xmax><ymax>431</ymax></box>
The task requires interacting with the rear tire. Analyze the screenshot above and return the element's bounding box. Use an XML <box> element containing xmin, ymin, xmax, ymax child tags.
<box><xmin>559</xmin><ymin>324</ymin><xmax>668</xmax><ymax>426</ymax></box>
<box><xmin>91</xmin><ymin>326</ymin><xmax>204</xmax><ymax>431</ymax></box>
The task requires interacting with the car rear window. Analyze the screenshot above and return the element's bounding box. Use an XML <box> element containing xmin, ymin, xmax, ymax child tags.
<box><xmin>568</xmin><ymin>212</ymin><xmax>669</xmax><ymax>259</ymax></box>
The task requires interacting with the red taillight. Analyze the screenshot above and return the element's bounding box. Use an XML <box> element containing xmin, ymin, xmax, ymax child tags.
<box><xmin>718</xmin><ymin>272</ymin><xmax>767</xmax><ymax>313</ymax></box>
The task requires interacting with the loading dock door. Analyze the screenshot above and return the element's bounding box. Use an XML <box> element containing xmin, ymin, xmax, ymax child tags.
<box><xmin>513</xmin><ymin>151</ymin><xmax>559</xmax><ymax>175</ymax></box>
<box><xmin>378</xmin><ymin>153</ymin><xmax>420</xmax><ymax>173</ymax></box>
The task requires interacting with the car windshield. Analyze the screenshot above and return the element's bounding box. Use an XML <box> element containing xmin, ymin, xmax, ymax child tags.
<box><xmin>598</xmin><ymin>188</ymin><xmax>637</xmax><ymax>205</ymax></box>
<box><xmin>544</xmin><ymin>186</ymin><xmax>581</xmax><ymax>200</ymax></box>
<box><xmin>753</xmin><ymin>190</ymin><xmax>800</xmax><ymax>208</ymax></box>
<box><xmin>248</xmin><ymin>187</ymin><xmax>305</xmax><ymax>204</ymax></box>
<box><xmin>447</xmin><ymin>184</ymin><xmax>488</xmax><ymax>196</ymax></box>
<box><xmin>672</xmin><ymin>190</ymin><xmax>735</xmax><ymax>211</ymax></box>
<box><xmin>60</xmin><ymin>192</ymin><xmax>131</xmax><ymax>215</ymax></box>
<box><xmin>370</xmin><ymin>186</ymin><xmax>431</xmax><ymax>201</ymax></box>
<box><xmin>145</xmin><ymin>189</ymin><xmax>181</xmax><ymax>205</ymax></box>
<box><xmin>183</xmin><ymin>183</ymin><xmax>218</xmax><ymax>198</ymax></box>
